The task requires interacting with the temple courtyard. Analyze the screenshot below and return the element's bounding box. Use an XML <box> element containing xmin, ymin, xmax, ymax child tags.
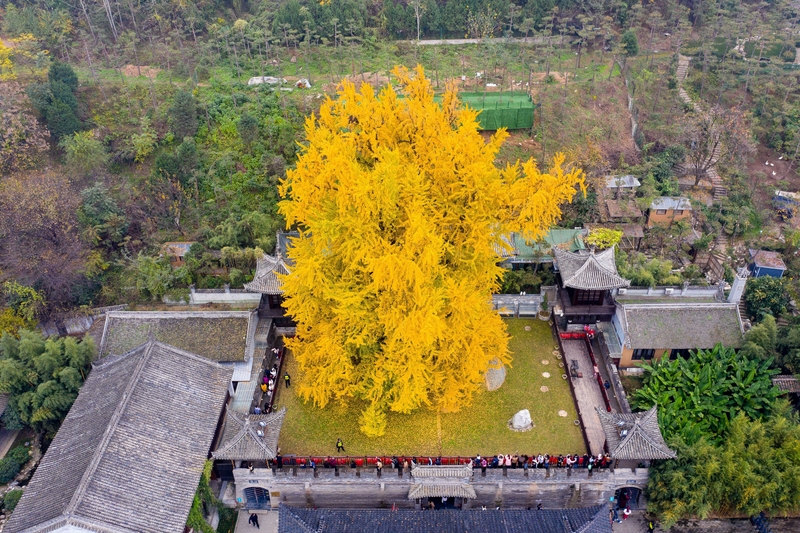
<box><xmin>275</xmin><ymin>318</ymin><xmax>585</xmax><ymax>457</ymax></box>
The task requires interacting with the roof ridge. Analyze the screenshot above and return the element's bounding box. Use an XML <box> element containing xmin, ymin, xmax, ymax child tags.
<box><xmin>92</xmin><ymin>342</ymin><xmax>147</xmax><ymax>370</ymax></box>
<box><xmin>214</xmin><ymin>412</ymin><xmax>272</xmax><ymax>458</ymax></box>
<box><xmin>149</xmin><ymin>340</ymin><xmax>231</xmax><ymax>370</ymax></box>
<box><xmin>64</xmin><ymin>340</ymin><xmax>156</xmax><ymax>519</ymax></box>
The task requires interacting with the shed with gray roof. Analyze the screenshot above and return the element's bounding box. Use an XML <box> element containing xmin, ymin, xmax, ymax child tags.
<box><xmin>4</xmin><ymin>340</ymin><xmax>233</xmax><ymax>533</ymax></box>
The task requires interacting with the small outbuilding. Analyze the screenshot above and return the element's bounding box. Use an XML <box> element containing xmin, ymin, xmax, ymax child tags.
<box><xmin>648</xmin><ymin>197</ymin><xmax>692</xmax><ymax>227</ymax></box>
<box><xmin>749</xmin><ymin>249</ymin><xmax>787</xmax><ymax>278</ymax></box>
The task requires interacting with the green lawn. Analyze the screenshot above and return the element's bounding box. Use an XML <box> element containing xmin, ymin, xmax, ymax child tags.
<box><xmin>276</xmin><ymin>318</ymin><xmax>585</xmax><ymax>457</ymax></box>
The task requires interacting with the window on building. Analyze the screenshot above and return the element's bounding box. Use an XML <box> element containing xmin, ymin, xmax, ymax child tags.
<box><xmin>670</xmin><ymin>348</ymin><xmax>692</xmax><ymax>360</ymax></box>
<box><xmin>573</xmin><ymin>290</ymin><xmax>605</xmax><ymax>305</ymax></box>
<box><xmin>656</xmin><ymin>209</ymin><xmax>667</xmax><ymax>215</ymax></box>
<box><xmin>674</xmin><ymin>210</ymin><xmax>684</xmax><ymax>215</ymax></box>
<box><xmin>631</xmin><ymin>348</ymin><xmax>655</xmax><ymax>360</ymax></box>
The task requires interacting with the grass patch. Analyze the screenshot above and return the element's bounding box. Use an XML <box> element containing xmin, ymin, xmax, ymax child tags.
<box><xmin>276</xmin><ymin>318</ymin><xmax>585</xmax><ymax>457</ymax></box>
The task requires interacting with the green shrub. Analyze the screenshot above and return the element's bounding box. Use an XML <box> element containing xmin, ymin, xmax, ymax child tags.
<box><xmin>4</xmin><ymin>489</ymin><xmax>22</xmax><ymax>513</ymax></box>
<box><xmin>1</xmin><ymin>404</ymin><xmax>24</xmax><ymax>431</ymax></box>
<box><xmin>0</xmin><ymin>458</ymin><xmax>22</xmax><ymax>484</ymax></box>
<box><xmin>6</xmin><ymin>446</ymin><xmax>29</xmax><ymax>466</ymax></box>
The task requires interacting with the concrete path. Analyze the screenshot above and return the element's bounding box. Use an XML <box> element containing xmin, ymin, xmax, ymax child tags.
<box><xmin>235</xmin><ymin>509</ymin><xmax>278</xmax><ymax>533</ymax></box>
<box><xmin>562</xmin><ymin>340</ymin><xmax>607</xmax><ymax>455</ymax></box>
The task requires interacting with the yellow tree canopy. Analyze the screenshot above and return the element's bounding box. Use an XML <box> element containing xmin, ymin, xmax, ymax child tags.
<box><xmin>278</xmin><ymin>66</ymin><xmax>584</xmax><ymax>436</ymax></box>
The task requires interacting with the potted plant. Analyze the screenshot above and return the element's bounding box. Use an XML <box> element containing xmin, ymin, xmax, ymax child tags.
<box><xmin>538</xmin><ymin>294</ymin><xmax>550</xmax><ymax>320</ymax></box>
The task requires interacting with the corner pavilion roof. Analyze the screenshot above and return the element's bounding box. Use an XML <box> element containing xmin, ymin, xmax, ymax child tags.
<box><xmin>212</xmin><ymin>407</ymin><xmax>286</xmax><ymax>461</ymax></box>
<box><xmin>595</xmin><ymin>406</ymin><xmax>676</xmax><ymax>460</ymax></box>
<box><xmin>244</xmin><ymin>253</ymin><xmax>291</xmax><ymax>295</ymax></box>
<box><xmin>553</xmin><ymin>247</ymin><xmax>630</xmax><ymax>291</ymax></box>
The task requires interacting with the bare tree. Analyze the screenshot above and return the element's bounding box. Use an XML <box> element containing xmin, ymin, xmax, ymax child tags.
<box><xmin>680</xmin><ymin>106</ymin><xmax>755</xmax><ymax>185</ymax></box>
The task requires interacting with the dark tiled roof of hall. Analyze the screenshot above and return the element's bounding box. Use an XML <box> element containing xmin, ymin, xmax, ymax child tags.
<box><xmin>278</xmin><ymin>503</ymin><xmax>612</xmax><ymax>533</ymax></box>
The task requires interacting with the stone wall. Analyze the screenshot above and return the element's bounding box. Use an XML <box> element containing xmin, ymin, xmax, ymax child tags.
<box><xmin>232</xmin><ymin>466</ymin><xmax>648</xmax><ymax>510</ymax></box>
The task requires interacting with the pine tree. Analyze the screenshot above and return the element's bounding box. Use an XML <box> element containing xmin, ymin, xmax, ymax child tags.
<box><xmin>278</xmin><ymin>66</ymin><xmax>584</xmax><ymax>436</ymax></box>
<box><xmin>168</xmin><ymin>90</ymin><xmax>198</xmax><ymax>140</ymax></box>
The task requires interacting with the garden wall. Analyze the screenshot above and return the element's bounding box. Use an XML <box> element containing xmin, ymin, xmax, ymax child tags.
<box><xmin>232</xmin><ymin>466</ymin><xmax>648</xmax><ymax>510</ymax></box>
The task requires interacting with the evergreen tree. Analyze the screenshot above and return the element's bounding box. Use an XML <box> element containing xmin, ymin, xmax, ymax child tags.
<box><xmin>237</xmin><ymin>113</ymin><xmax>260</xmax><ymax>146</ymax></box>
<box><xmin>48</xmin><ymin>61</ymin><xmax>78</xmax><ymax>92</ymax></box>
<box><xmin>44</xmin><ymin>100</ymin><xmax>80</xmax><ymax>140</ymax></box>
<box><xmin>168</xmin><ymin>90</ymin><xmax>198</xmax><ymax>140</ymax></box>
<box><xmin>621</xmin><ymin>29</ymin><xmax>639</xmax><ymax>56</ymax></box>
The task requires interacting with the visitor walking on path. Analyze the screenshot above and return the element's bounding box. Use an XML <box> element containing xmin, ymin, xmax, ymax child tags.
<box><xmin>337</xmin><ymin>438</ymin><xmax>345</xmax><ymax>453</ymax></box>
<box><xmin>622</xmin><ymin>507</ymin><xmax>631</xmax><ymax>521</ymax></box>
<box><xmin>284</xmin><ymin>373</ymin><xmax>291</xmax><ymax>388</ymax></box>
<box><xmin>248</xmin><ymin>513</ymin><xmax>260</xmax><ymax>529</ymax></box>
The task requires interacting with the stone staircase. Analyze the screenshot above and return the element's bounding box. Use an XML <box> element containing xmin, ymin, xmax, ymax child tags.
<box><xmin>712</xmin><ymin>233</ymin><xmax>728</xmax><ymax>261</ymax></box>
<box><xmin>738</xmin><ymin>298</ymin><xmax>749</xmax><ymax>325</ymax></box>
<box><xmin>676</xmin><ymin>54</ymin><xmax>728</xmax><ymax>202</ymax></box>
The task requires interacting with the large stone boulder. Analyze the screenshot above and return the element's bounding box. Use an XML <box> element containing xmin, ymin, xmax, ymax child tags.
<box><xmin>508</xmin><ymin>409</ymin><xmax>534</xmax><ymax>432</ymax></box>
<box><xmin>485</xmin><ymin>359</ymin><xmax>506</xmax><ymax>391</ymax></box>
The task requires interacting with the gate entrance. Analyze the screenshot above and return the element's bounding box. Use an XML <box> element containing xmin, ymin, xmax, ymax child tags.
<box><xmin>428</xmin><ymin>496</ymin><xmax>458</xmax><ymax>510</ymax></box>
<box><xmin>244</xmin><ymin>487</ymin><xmax>270</xmax><ymax>509</ymax></box>
<box><xmin>614</xmin><ymin>487</ymin><xmax>641</xmax><ymax>510</ymax></box>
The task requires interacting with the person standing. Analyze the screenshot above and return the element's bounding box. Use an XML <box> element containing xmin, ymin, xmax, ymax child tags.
<box><xmin>284</xmin><ymin>372</ymin><xmax>291</xmax><ymax>388</ymax></box>
<box><xmin>376</xmin><ymin>459</ymin><xmax>383</xmax><ymax>476</ymax></box>
<box><xmin>622</xmin><ymin>507</ymin><xmax>631</xmax><ymax>521</ymax></box>
<box><xmin>248</xmin><ymin>513</ymin><xmax>260</xmax><ymax>529</ymax></box>
<box><xmin>336</xmin><ymin>438</ymin><xmax>345</xmax><ymax>453</ymax></box>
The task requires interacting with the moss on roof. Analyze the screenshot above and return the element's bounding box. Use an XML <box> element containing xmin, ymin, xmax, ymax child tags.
<box><xmin>101</xmin><ymin>316</ymin><xmax>248</xmax><ymax>362</ymax></box>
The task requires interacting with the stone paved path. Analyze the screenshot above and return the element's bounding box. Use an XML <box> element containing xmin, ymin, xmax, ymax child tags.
<box><xmin>561</xmin><ymin>339</ymin><xmax>607</xmax><ymax>455</ymax></box>
<box><xmin>235</xmin><ymin>509</ymin><xmax>279</xmax><ymax>533</ymax></box>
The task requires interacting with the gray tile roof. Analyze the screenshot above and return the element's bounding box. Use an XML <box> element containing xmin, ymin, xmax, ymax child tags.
<box><xmin>5</xmin><ymin>340</ymin><xmax>233</xmax><ymax>533</ymax></box>
<box><xmin>605</xmin><ymin>175</ymin><xmax>641</xmax><ymax>188</ymax></box>
<box><xmin>619</xmin><ymin>303</ymin><xmax>743</xmax><ymax>349</ymax></box>
<box><xmin>773</xmin><ymin>375</ymin><xmax>800</xmax><ymax>393</ymax></box>
<box><xmin>278</xmin><ymin>504</ymin><xmax>612</xmax><ymax>533</ymax></box>
<box><xmin>554</xmin><ymin>247</ymin><xmax>630</xmax><ymax>290</ymax></box>
<box><xmin>410</xmin><ymin>465</ymin><xmax>473</xmax><ymax>478</ymax></box>
<box><xmin>212</xmin><ymin>407</ymin><xmax>286</xmax><ymax>461</ymax></box>
<box><xmin>244</xmin><ymin>253</ymin><xmax>291</xmax><ymax>295</ymax></box>
<box><xmin>596</xmin><ymin>406</ymin><xmax>676</xmax><ymax>460</ymax></box>
<box><xmin>100</xmin><ymin>311</ymin><xmax>252</xmax><ymax>362</ymax></box>
<box><xmin>407</xmin><ymin>483</ymin><xmax>477</xmax><ymax>500</ymax></box>
<box><xmin>650</xmin><ymin>196</ymin><xmax>691</xmax><ymax>211</ymax></box>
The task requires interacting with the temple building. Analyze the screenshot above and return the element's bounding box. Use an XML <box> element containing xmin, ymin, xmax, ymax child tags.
<box><xmin>4</xmin><ymin>340</ymin><xmax>233</xmax><ymax>533</ymax></box>
<box><xmin>595</xmin><ymin>406</ymin><xmax>676</xmax><ymax>463</ymax></box>
<box><xmin>553</xmin><ymin>247</ymin><xmax>629</xmax><ymax>324</ymax></box>
<box><xmin>245</xmin><ymin>231</ymin><xmax>298</xmax><ymax>327</ymax></box>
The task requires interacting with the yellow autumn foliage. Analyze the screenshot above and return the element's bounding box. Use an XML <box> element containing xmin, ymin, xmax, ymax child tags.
<box><xmin>278</xmin><ymin>66</ymin><xmax>584</xmax><ymax>436</ymax></box>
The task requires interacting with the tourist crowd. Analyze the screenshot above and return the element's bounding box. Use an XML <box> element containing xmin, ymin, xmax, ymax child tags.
<box><xmin>269</xmin><ymin>452</ymin><xmax>614</xmax><ymax>471</ymax></box>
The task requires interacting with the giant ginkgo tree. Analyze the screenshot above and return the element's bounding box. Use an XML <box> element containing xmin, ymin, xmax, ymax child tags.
<box><xmin>278</xmin><ymin>66</ymin><xmax>584</xmax><ymax>436</ymax></box>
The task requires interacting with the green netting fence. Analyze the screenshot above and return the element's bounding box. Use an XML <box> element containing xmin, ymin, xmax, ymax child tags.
<box><xmin>435</xmin><ymin>92</ymin><xmax>537</xmax><ymax>131</ymax></box>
